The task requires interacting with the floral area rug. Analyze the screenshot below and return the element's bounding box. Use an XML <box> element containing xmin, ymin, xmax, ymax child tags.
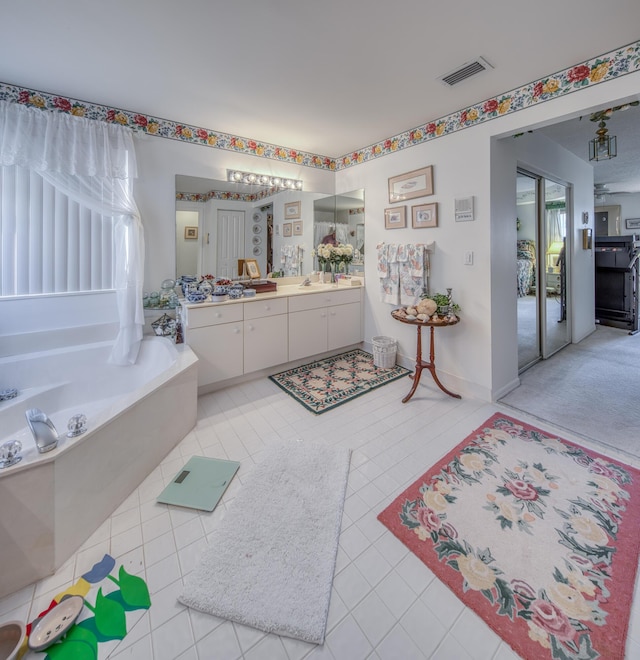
<box><xmin>268</xmin><ymin>349</ymin><xmax>410</xmax><ymax>414</ymax></box>
<box><xmin>378</xmin><ymin>413</ymin><xmax>640</xmax><ymax>659</ymax></box>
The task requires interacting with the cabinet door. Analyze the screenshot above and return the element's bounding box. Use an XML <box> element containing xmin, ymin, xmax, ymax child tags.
<box><xmin>244</xmin><ymin>314</ymin><xmax>288</xmax><ymax>373</ymax></box>
<box><xmin>328</xmin><ymin>302</ymin><xmax>362</xmax><ymax>350</ymax></box>
<box><xmin>288</xmin><ymin>309</ymin><xmax>328</xmax><ymax>361</ymax></box>
<box><xmin>186</xmin><ymin>323</ymin><xmax>243</xmax><ymax>386</ymax></box>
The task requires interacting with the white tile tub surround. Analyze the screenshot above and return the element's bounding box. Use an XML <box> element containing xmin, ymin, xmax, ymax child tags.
<box><xmin>0</xmin><ymin>337</ymin><xmax>198</xmax><ymax>599</ymax></box>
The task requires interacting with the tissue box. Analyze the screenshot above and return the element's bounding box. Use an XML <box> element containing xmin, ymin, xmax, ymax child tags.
<box><xmin>338</xmin><ymin>276</ymin><xmax>362</xmax><ymax>287</ymax></box>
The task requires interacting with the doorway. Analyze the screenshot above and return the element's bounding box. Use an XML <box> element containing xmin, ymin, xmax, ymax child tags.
<box><xmin>517</xmin><ymin>170</ymin><xmax>571</xmax><ymax>371</ymax></box>
<box><xmin>201</xmin><ymin>209</ymin><xmax>246</xmax><ymax>279</ymax></box>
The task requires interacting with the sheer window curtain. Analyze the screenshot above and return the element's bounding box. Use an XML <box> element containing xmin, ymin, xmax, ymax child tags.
<box><xmin>0</xmin><ymin>100</ymin><xmax>145</xmax><ymax>364</ymax></box>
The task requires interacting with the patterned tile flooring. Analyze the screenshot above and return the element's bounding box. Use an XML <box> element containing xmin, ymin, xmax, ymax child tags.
<box><xmin>2</xmin><ymin>375</ymin><xmax>640</xmax><ymax>659</ymax></box>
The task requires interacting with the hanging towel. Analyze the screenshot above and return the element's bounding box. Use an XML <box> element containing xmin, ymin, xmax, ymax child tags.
<box><xmin>408</xmin><ymin>244</ymin><xmax>424</xmax><ymax>277</ymax></box>
<box><xmin>398</xmin><ymin>244</ymin><xmax>423</xmax><ymax>306</ymax></box>
<box><xmin>378</xmin><ymin>243</ymin><xmax>400</xmax><ymax>305</ymax></box>
<box><xmin>376</xmin><ymin>243</ymin><xmax>389</xmax><ymax>278</ymax></box>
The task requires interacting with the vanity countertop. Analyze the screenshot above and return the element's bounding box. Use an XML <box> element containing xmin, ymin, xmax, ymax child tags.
<box><xmin>181</xmin><ymin>279</ymin><xmax>363</xmax><ymax>309</ymax></box>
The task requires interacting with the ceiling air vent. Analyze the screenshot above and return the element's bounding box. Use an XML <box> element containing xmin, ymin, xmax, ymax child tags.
<box><xmin>440</xmin><ymin>57</ymin><xmax>493</xmax><ymax>86</ymax></box>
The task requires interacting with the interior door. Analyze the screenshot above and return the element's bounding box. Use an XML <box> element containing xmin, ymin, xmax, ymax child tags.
<box><xmin>216</xmin><ymin>209</ymin><xmax>245</xmax><ymax>279</ymax></box>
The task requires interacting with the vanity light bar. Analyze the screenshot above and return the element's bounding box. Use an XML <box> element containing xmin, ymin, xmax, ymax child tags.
<box><xmin>227</xmin><ymin>169</ymin><xmax>303</xmax><ymax>190</ymax></box>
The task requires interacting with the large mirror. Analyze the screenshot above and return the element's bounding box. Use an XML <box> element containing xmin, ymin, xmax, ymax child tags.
<box><xmin>313</xmin><ymin>190</ymin><xmax>365</xmax><ymax>275</ymax></box>
<box><xmin>175</xmin><ymin>175</ymin><xmax>364</xmax><ymax>279</ymax></box>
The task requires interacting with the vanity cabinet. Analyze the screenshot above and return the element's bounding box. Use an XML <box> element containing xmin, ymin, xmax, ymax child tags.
<box><xmin>243</xmin><ymin>298</ymin><xmax>288</xmax><ymax>372</ymax></box>
<box><xmin>182</xmin><ymin>305</ymin><xmax>244</xmax><ymax>386</ymax></box>
<box><xmin>288</xmin><ymin>289</ymin><xmax>362</xmax><ymax>361</ymax></box>
<box><xmin>182</xmin><ymin>285</ymin><xmax>363</xmax><ymax>389</ymax></box>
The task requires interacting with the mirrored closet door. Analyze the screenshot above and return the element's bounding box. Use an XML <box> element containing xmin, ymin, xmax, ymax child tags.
<box><xmin>517</xmin><ymin>170</ymin><xmax>571</xmax><ymax>372</ymax></box>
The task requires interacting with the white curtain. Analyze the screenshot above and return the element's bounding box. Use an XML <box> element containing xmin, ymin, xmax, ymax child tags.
<box><xmin>0</xmin><ymin>100</ymin><xmax>145</xmax><ymax>364</ymax></box>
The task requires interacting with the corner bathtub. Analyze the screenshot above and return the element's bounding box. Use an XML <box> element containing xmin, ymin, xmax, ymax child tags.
<box><xmin>0</xmin><ymin>337</ymin><xmax>198</xmax><ymax>598</ymax></box>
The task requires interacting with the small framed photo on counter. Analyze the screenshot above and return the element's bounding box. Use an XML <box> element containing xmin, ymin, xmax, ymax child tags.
<box><xmin>244</xmin><ymin>258</ymin><xmax>261</xmax><ymax>279</ymax></box>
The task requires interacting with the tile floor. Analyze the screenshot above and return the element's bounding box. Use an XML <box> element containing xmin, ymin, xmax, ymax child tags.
<box><xmin>2</xmin><ymin>374</ymin><xmax>640</xmax><ymax>659</ymax></box>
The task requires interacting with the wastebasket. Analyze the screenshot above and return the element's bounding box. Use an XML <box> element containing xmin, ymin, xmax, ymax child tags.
<box><xmin>372</xmin><ymin>336</ymin><xmax>397</xmax><ymax>368</ymax></box>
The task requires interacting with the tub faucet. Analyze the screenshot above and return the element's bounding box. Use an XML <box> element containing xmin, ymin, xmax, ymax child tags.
<box><xmin>25</xmin><ymin>408</ymin><xmax>59</xmax><ymax>453</ymax></box>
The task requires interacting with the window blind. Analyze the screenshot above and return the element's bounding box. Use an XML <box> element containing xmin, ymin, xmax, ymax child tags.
<box><xmin>0</xmin><ymin>165</ymin><xmax>115</xmax><ymax>297</ymax></box>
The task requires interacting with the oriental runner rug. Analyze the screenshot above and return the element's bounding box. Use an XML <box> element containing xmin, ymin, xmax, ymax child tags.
<box><xmin>269</xmin><ymin>349</ymin><xmax>410</xmax><ymax>414</ymax></box>
<box><xmin>378</xmin><ymin>413</ymin><xmax>640</xmax><ymax>660</ymax></box>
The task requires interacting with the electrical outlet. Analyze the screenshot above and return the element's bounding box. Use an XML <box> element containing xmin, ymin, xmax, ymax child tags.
<box><xmin>464</xmin><ymin>251</ymin><xmax>474</xmax><ymax>265</ymax></box>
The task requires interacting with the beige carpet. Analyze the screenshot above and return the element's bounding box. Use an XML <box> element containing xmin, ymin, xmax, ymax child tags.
<box><xmin>501</xmin><ymin>325</ymin><xmax>640</xmax><ymax>458</ymax></box>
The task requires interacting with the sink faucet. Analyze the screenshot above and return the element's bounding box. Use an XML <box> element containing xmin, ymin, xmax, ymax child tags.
<box><xmin>25</xmin><ymin>408</ymin><xmax>59</xmax><ymax>453</ymax></box>
<box><xmin>299</xmin><ymin>276</ymin><xmax>312</xmax><ymax>287</ymax></box>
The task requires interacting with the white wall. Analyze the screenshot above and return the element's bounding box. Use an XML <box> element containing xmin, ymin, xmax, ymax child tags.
<box><xmin>337</xmin><ymin>69</ymin><xmax>640</xmax><ymax>400</ymax></box>
<box><xmin>176</xmin><ymin>208</ymin><xmax>202</xmax><ymax>277</ymax></box>
<box><xmin>597</xmin><ymin>192</ymin><xmax>640</xmax><ymax>233</ymax></box>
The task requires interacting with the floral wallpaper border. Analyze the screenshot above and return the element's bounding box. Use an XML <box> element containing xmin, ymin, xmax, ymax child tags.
<box><xmin>338</xmin><ymin>40</ymin><xmax>640</xmax><ymax>169</ymax></box>
<box><xmin>176</xmin><ymin>186</ymin><xmax>279</xmax><ymax>203</ymax></box>
<box><xmin>1</xmin><ymin>39</ymin><xmax>639</xmax><ymax>172</ymax></box>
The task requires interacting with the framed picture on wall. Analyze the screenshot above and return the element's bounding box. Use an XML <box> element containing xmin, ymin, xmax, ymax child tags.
<box><xmin>388</xmin><ymin>166</ymin><xmax>434</xmax><ymax>203</ymax></box>
<box><xmin>184</xmin><ymin>226</ymin><xmax>198</xmax><ymax>239</ymax></box>
<box><xmin>412</xmin><ymin>202</ymin><xmax>438</xmax><ymax>228</ymax></box>
<box><xmin>283</xmin><ymin>222</ymin><xmax>293</xmax><ymax>237</ymax></box>
<box><xmin>384</xmin><ymin>206</ymin><xmax>406</xmax><ymax>229</ymax></box>
<box><xmin>293</xmin><ymin>220</ymin><xmax>303</xmax><ymax>236</ymax></box>
<box><xmin>284</xmin><ymin>201</ymin><xmax>301</xmax><ymax>219</ymax></box>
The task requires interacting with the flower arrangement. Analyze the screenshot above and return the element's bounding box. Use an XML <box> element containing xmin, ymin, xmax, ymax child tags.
<box><xmin>312</xmin><ymin>243</ymin><xmax>354</xmax><ymax>270</ymax></box>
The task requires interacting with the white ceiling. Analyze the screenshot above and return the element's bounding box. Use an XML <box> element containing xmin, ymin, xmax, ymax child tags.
<box><xmin>2</xmin><ymin>0</ymin><xmax>640</xmax><ymax>160</ymax></box>
<box><xmin>537</xmin><ymin>102</ymin><xmax>640</xmax><ymax>194</ymax></box>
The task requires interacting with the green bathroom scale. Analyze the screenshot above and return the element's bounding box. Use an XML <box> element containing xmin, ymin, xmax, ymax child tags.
<box><xmin>156</xmin><ymin>456</ymin><xmax>240</xmax><ymax>512</ymax></box>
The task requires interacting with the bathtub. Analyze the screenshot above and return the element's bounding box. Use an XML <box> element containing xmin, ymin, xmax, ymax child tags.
<box><xmin>0</xmin><ymin>337</ymin><xmax>198</xmax><ymax>598</ymax></box>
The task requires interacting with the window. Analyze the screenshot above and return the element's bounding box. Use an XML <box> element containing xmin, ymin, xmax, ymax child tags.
<box><xmin>0</xmin><ymin>165</ymin><xmax>116</xmax><ymax>297</ymax></box>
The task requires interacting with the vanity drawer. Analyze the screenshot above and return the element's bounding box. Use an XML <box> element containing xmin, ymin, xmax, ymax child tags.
<box><xmin>288</xmin><ymin>288</ymin><xmax>361</xmax><ymax>312</ymax></box>
<box><xmin>183</xmin><ymin>303</ymin><xmax>244</xmax><ymax>329</ymax></box>
<box><xmin>243</xmin><ymin>297</ymin><xmax>287</xmax><ymax>320</ymax></box>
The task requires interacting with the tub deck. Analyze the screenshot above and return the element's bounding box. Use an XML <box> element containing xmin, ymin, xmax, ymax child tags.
<box><xmin>0</xmin><ymin>338</ymin><xmax>198</xmax><ymax>599</ymax></box>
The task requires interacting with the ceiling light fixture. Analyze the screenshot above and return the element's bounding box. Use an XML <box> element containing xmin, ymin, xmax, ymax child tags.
<box><xmin>227</xmin><ymin>169</ymin><xmax>303</xmax><ymax>190</ymax></box>
<box><xmin>588</xmin><ymin>100</ymin><xmax>639</xmax><ymax>162</ymax></box>
<box><xmin>588</xmin><ymin>119</ymin><xmax>617</xmax><ymax>161</ymax></box>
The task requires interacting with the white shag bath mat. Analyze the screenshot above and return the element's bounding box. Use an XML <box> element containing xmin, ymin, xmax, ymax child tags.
<box><xmin>178</xmin><ymin>441</ymin><xmax>351</xmax><ymax>644</ymax></box>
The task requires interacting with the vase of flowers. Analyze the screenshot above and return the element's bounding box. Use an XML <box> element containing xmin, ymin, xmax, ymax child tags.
<box><xmin>313</xmin><ymin>242</ymin><xmax>354</xmax><ymax>282</ymax></box>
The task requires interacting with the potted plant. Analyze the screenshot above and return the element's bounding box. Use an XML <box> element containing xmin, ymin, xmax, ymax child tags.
<box><xmin>421</xmin><ymin>292</ymin><xmax>460</xmax><ymax>315</ymax></box>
